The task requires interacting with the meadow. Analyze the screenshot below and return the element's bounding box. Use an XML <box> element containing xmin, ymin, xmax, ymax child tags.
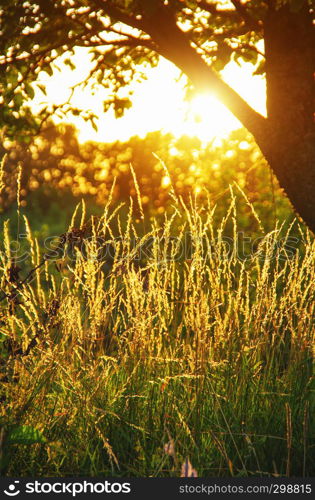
<box><xmin>0</xmin><ymin>130</ymin><xmax>314</xmax><ymax>477</ymax></box>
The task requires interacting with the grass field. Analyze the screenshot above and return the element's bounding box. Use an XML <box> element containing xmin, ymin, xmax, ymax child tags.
<box><xmin>0</xmin><ymin>190</ymin><xmax>314</xmax><ymax>477</ymax></box>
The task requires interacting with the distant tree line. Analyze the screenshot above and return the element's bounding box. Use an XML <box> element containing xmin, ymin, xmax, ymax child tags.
<box><xmin>0</xmin><ymin>123</ymin><xmax>292</xmax><ymax>232</ymax></box>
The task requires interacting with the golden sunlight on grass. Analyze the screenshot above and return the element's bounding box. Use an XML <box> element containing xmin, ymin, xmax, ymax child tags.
<box><xmin>31</xmin><ymin>48</ymin><xmax>266</xmax><ymax>144</ymax></box>
<box><xmin>1</xmin><ymin>191</ymin><xmax>314</xmax><ymax>476</ymax></box>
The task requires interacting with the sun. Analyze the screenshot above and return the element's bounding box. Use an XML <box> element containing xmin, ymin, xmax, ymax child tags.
<box><xmin>185</xmin><ymin>93</ymin><xmax>240</xmax><ymax>142</ymax></box>
<box><xmin>31</xmin><ymin>48</ymin><xmax>266</xmax><ymax>144</ymax></box>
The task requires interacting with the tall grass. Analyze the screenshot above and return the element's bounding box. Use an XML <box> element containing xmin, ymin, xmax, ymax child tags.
<box><xmin>0</xmin><ymin>191</ymin><xmax>314</xmax><ymax>477</ymax></box>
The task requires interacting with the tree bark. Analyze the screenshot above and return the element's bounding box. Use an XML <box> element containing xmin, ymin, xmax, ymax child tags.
<box><xmin>262</xmin><ymin>2</ymin><xmax>315</xmax><ymax>233</ymax></box>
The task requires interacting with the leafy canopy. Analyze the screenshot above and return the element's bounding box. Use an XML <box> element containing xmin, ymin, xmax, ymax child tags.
<box><xmin>0</xmin><ymin>1</ymin><xmax>299</xmax><ymax>140</ymax></box>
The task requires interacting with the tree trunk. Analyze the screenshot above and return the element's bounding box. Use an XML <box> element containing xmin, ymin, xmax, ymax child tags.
<box><xmin>261</xmin><ymin>131</ymin><xmax>315</xmax><ymax>233</ymax></box>
<box><xmin>262</xmin><ymin>2</ymin><xmax>315</xmax><ymax>233</ymax></box>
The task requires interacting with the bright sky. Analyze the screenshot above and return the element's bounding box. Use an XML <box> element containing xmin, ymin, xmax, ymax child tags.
<box><xmin>32</xmin><ymin>47</ymin><xmax>266</xmax><ymax>144</ymax></box>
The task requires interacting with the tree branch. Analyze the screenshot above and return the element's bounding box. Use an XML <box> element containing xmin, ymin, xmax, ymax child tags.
<box><xmin>198</xmin><ymin>0</ymin><xmax>262</xmax><ymax>32</ymax></box>
<box><xmin>197</xmin><ymin>1</ymin><xmax>239</xmax><ymax>19</ymax></box>
<box><xmin>92</xmin><ymin>0</ymin><xmax>146</xmax><ymax>31</ymax></box>
<box><xmin>234</xmin><ymin>42</ymin><xmax>265</xmax><ymax>58</ymax></box>
<box><xmin>139</xmin><ymin>5</ymin><xmax>267</xmax><ymax>142</ymax></box>
<box><xmin>75</xmin><ymin>37</ymin><xmax>155</xmax><ymax>50</ymax></box>
<box><xmin>230</xmin><ymin>0</ymin><xmax>261</xmax><ymax>30</ymax></box>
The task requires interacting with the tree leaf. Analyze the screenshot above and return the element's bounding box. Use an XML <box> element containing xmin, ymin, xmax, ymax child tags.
<box><xmin>36</xmin><ymin>83</ymin><xmax>47</xmax><ymax>95</ymax></box>
<box><xmin>25</xmin><ymin>83</ymin><xmax>35</xmax><ymax>99</ymax></box>
<box><xmin>43</xmin><ymin>65</ymin><xmax>53</xmax><ymax>77</ymax></box>
<box><xmin>253</xmin><ymin>60</ymin><xmax>265</xmax><ymax>76</ymax></box>
<box><xmin>64</xmin><ymin>58</ymin><xmax>76</xmax><ymax>71</ymax></box>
